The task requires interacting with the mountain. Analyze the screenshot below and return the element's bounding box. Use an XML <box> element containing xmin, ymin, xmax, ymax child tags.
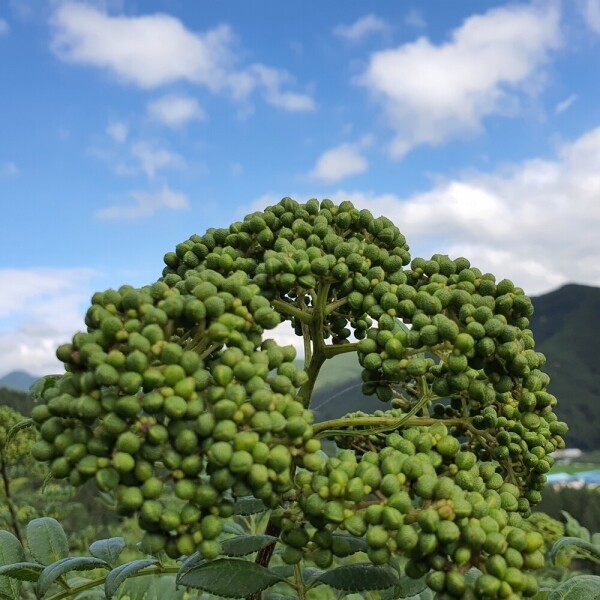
<box><xmin>310</xmin><ymin>284</ymin><xmax>600</xmax><ymax>452</ymax></box>
<box><xmin>0</xmin><ymin>370</ymin><xmax>39</xmax><ymax>391</ymax></box>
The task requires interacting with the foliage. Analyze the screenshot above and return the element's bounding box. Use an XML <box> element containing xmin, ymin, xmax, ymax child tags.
<box><xmin>1</xmin><ymin>197</ymin><xmax>574</xmax><ymax>598</ymax></box>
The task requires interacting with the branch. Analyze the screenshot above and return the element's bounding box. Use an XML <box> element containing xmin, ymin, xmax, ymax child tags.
<box><xmin>270</xmin><ymin>299</ymin><xmax>313</xmax><ymax>325</ymax></box>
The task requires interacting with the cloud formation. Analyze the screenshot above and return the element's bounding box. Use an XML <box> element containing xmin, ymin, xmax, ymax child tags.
<box><xmin>95</xmin><ymin>186</ymin><xmax>189</xmax><ymax>219</ymax></box>
<box><xmin>582</xmin><ymin>0</ymin><xmax>600</xmax><ymax>33</ymax></box>
<box><xmin>308</xmin><ymin>142</ymin><xmax>368</xmax><ymax>183</ymax></box>
<box><xmin>147</xmin><ymin>94</ymin><xmax>205</xmax><ymax>127</ymax></box>
<box><xmin>333</xmin><ymin>14</ymin><xmax>389</xmax><ymax>42</ymax></box>
<box><xmin>129</xmin><ymin>141</ymin><xmax>185</xmax><ymax>179</ymax></box>
<box><xmin>358</xmin><ymin>3</ymin><xmax>560</xmax><ymax>157</ymax></box>
<box><xmin>0</xmin><ymin>268</ymin><xmax>96</xmax><ymax>377</ymax></box>
<box><xmin>0</xmin><ymin>18</ymin><xmax>8</xmax><ymax>35</ymax></box>
<box><xmin>106</xmin><ymin>120</ymin><xmax>128</xmax><ymax>143</ymax></box>
<box><xmin>50</xmin><ymin>3</ymin><xmax>314</xmax><ymax>111</ymax></box>
<box><xmin>555</xmin><ymin>94</ymin><xmax>577</xmax><ymax>114</ymax></box>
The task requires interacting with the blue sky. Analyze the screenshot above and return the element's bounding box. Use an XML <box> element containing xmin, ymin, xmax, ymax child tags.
<box><xmin>2</xmin><ymin>0</ymin><xmax>600</xmax><ymax>376</ymax></box>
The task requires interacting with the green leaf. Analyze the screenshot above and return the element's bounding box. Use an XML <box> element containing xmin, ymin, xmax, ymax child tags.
<box><xmin>222</xmin><ymin>521</ymin><xmax>247</xmax><ymax>536</ymax></box>
<box><xmin>89</xmin><ymin>537</ymin><xmax>126</xmax><ymax>566</ymax></box>
<box><xmin>29</xmin><ymin>375</ymin><xmax>61</xmax><ymax>401</ymax></box>
<box><xmin>2</xmin><ymin>419</ymin><xmax>34</xmax><ymax>450</ymax></box>
<box><xmin>220</xmin><ymin>535</ymin><xmax>277</xmax><ymax>557</ymax></box>
<box><xmin>26</xmin><ymin>517</ymin><xmax>69</xmax><ymax>565</ymax></box>
<box><xmin>313</xmin><ymin>564</ymin><xmax>400</xmax><ymax>592</ymax></box>
<box><xmin>37</xmin><ymin>556</ymin><xmax>109</xmax><ymax>596</ymax></box>
<box><xmin>301</xmin><ymin>568</ymin><xmax>324</xmax><ymax>587</ymax></box>
<box><xmin>549</xmin><ymin>537</ymin><xmax>600</xmax><ymax>566</ymax></box>
<box><xmin>233</xmin><ymin>496</ymin><xmax>269</xmax><ymax>515</ymax></box>
<box><xmin>0</xmin><ymin>531</ymin><xmax>25</xmax><ymax>600</ymax></box>
<box><xmin>177</xmin><ymin>551</ymin><xmax>204</xmax><ymax>580</ymax></box>
<box><xmin>331</xmin><ymin>533</ymin><xmax>368</xmax><ymax>553</ymax></box>
<box><xmin>394</xmin><ymin>574</ymin><xmax>428</xmax><ymax>598</ymax></box>
<box><xmin>176</xmin><ymin>558</ymin><xmax>285</xmax><ymax>598</ymax></box>
<box><xmin>0</xmin><ymin>562</ymin><xmax>44</xmax><ymax>582</ymax></box>
<box><xmin>104</xmin><ymin>558</ymin><xmax>158</xmax><ymax>600</ymax></box>
<box><xmin>548</xmin><ymin>575</ymin><xmax>600</xmax><ymax>599</ymax></box>
<box><xmin>104</xmin><ymin>558</ymin><xmax>158</xmax><ymax>599</ymax></box>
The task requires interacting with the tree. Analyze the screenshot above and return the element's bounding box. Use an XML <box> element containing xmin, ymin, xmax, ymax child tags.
<box><xmin>0</xmin><ymin>198</ymin><xmax>572</xmax><ymax>598</ymax></box>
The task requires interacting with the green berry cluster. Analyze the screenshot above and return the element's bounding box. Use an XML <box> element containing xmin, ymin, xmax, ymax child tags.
<box><xmin>28</xmin><ymin>197</ymin><xmax>565</xmax><ymax>596</ymax></box>
<box><xmin>293</xmin><ymin>424</ymin><xmax>543</xmax><ymax>597</ymax></box>
<box><xmin>31</xmin><ymin>266</ymin><xmax>318</xmax><ymax>559</ymax></box>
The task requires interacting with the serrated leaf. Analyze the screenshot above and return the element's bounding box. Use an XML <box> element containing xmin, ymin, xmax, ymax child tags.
<box><xmin>301</xmin><ymin>568</ymin><xmax>324</xmax><ymax>587</ymax></box>
<box><xmin>268</xmin><ymin>565</ymin><xmax>294</xmax><ymax>579</ymax></box>
<box><xmin>26</xmin><ymin>518</ymin><xmax>69</xmax><ymax>565</ymax></box>
<box><xmin>464</xmin><ymin>567</ymin><xmax>483</xmax><ymax>586</ymax></box>
<box><xmin>331</xmin><ymin>533</ymin><xmax>368</xmax><ymax>554</ymax></box>
<box><xmin>0</xmin><ymin>562</ymin><xmax>44</xmax><ymax>581</ymax></box>
<box><xmin>177</xmin><ymin>551</ymin><xmax>204</xmax><ymax>580</ymax></box>
<box><xmin>549</xmin><ymin>537</ymin><xmax>600</xmax><ymax>566</ymax></box>
<box><xmin>104</xmin><ymin>558</ymin><xmax>158</xmax><ymax>600</ymax></box>
<box><xmin>548</xmin><ymin>575</ymin><xmax>600</xmax><ymax>599</ymax></box>
<box><xmin>89</xmin><ymin>537</ymin><xmax>125</xmax><ymax>566</ymax></box>
<box><xmin>37</xmin><ymin>557</ymin><xmax>109</xmax><ymax>596</ymax></box>
<box><xmin>313</xmin><ymin>564</ymin><xmax>400</xmax><ymax>592</ymax></box>
<box><xmin>2</xmin><ymin>419</ymin><xmax>34</xmax><ymax>450</ymax></box>
<box><xmin>177</xmin><ymin>558</ymin><xmax>285</xmax><ymax>598</ymax></box>
<box><xmin>29</xmin><ymin>375</ymin><xmax>61</xmax><ymax>401</ymax></box>
<box><xmin>222</xmin><ymin>521</ymin><xmax>247</xmax><ymax>536</ymax></box>
<box><xmin>395</xmin><ymin>574</ymin><xmax>428</xmax><ymax>597</ymax></box>
<box><xmin>220</xmin><ymin>535</ymin><xmax>277</xmax><ymax>557</ymax></box>
<box><xmin>233</xmin><ymin>497</ymin><xmax>269</xmax><ymax>515</ymax></box>
<box><xmin>0</xmin><ymin>531</ymin><xmax>25</xmax><ymax>600</ymax></box>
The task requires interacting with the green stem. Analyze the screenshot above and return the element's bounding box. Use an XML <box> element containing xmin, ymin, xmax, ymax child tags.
<box><xmin>323</xmin><ymin>296</ymin><xmax>348</xmax><ymax>316</ymax></box>
<box><xmin>312</xmin><ymin>415</ymin><xmax>470</xmax><ymax>438</ymax></box>
<box><xmin>297</xmin><ymin>282</ymin><xmax>331</xmax><ymax>408</ymax></box>
<box><xmin>323</xmin><ymin>342</ymin><xmax>359</xmax><ymax>359</ymax></box>
<box><xmin>271</xmin><ymin>299</ymin><xmax>313</xmax><ymax>325</ymax></box>
<box><xmin>46</xmin><ymin>566</ymin><xmax>179</xmax><ymax>600</ymax></box>
<box><xmin>0</xmin><ymin>455</ymin><xmax>23</xmax><ymax>545</ymax></box>
<box><xmin>294</xmin><ymin>563</ymin><xmax>306</xmax><ymax>600</ymax></box>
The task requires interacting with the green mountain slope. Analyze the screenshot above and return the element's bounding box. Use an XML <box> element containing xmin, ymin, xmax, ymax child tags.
<box><xmin>310</xmin><ymin>284</ymin><xmax>600</xmax><ymax>451</ymax></box>
<box><xmin>0</xmin><ymin>370</ymin><xmax>38</xmax><ymax>391</ymax></box>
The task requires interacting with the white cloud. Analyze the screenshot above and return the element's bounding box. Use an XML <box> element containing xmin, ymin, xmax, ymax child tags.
<box><xmin>555</xmin><ymin>94</ymin><xmax>577</xmax><ymax>114</ymax></box>
<box><xmin>106</xmin><ymin>120</ymin><xmax>128</xmax><ymax>143</ymax></box>
<box><xmin>405</xmin><ymin>10</ymin><xmax>426</xmax><ymax>29</ymax></box>
<box><xmin>358</xmin><ymin>3</ymin><xmax>561</xmax><ymax>157</ymax></box>
<box><xmin>0</xmin><ymin>162</ymin><xmax>19</xmax><ymax>178</ymax></box>
<box><xmin>0</xmin><ymin>18</ymin><xmax>9</xmax><ymax>35</ymax></box>
<box><xmin>147</xmin><ymin>94</ymin><xmax>205</xmax><ymax>127</ymax></box>
<box><xmin>51</xmin><ymin>3</ymin><xmax>234</xmax><ymax>89</ymax></box>
<box><xmin>249</xmin><ymin>65</ymin><xmax>316</xmax><ymax>111</ymax></box>
<box><xmin>95</xmin><ymin>186</ymin><xmax>189</xmax><ymax>219</ymax></box>
<box><xmin>0</xmin><ymin>268</ymin><xmax>96</xmax><ymax>377</ymax></box>
<box><xmin>250</xmin><ymin>126</ymin><xmax>600</xmax><ymax>296</ymax></box>
<box><xmin>308</xmin><ymin>143</ymin><xmax>368</xmax><ymax>183</ymax></box>
<box><xmin>130</xmin><ymin>141</ymin><xmax>184</xmax><ymax>178</ymax></box>
<box><xmin>50</xmin><ymin>3</ymin><xmax>315</xmax><ymax>112</ymax></box>
<box><xmin>334</xmin><ymin>14</ymin><xmax>389</xmax><ymax>42</ymax></box>
<box><xmin>582</xmin><ymin>0</ymin><xmax>600</xmax><ymax>33</ymax></box>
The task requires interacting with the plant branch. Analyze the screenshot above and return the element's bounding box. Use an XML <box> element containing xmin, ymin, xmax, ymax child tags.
<box><xmin>271</xmin><ymin>299</ymin><xmax>313</xmax><ymax>325</ymax></box>
<box><xmin>0</xmin><ymin>455</ymin><xmax>23</xmax><ymax>545</ymax></box>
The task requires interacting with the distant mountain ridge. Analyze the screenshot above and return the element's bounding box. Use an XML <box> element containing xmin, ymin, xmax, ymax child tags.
<box><xmin>0</xmin><ymin>370</ymin><xmax>39</xmax><ymax>391</ymax></box>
